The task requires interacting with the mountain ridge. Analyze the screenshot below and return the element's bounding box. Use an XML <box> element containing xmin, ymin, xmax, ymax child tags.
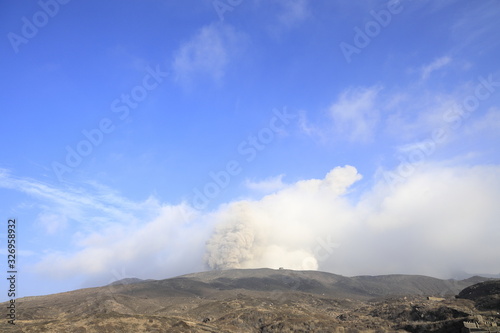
<box><xmin>3</xmin><ymin>269</ymin><xmax>497</xmax><ymax>332</ymax></box>
<box><xmin>103</xmin><ymin>268</ymin><xmax>490</xmax><ymax>299</ymax></box>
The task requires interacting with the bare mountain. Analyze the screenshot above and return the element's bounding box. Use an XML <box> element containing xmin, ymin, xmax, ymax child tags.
<box><xmin>458</xmin><ymin>279</ymin><xmax>500</xmax><ymax>311</ymax></box>
<box><xmin>1</xmin><ymin>269</ymin><xmax>498</xmax><ymax>332</ymax></box>
<box><xmin>177</xmin><ymin>268</ymin><xmax>484</xmax><ymax>298</ymax></box>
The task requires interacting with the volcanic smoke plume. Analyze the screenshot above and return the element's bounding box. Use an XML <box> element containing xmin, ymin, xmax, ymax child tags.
<box><xmin>204</xmin><ymin>166</ymin><xmax>361</xmax><ymax>271</ymax></box>
<box><xmin>204</xmin><ymin>164</ymin><xmax>500</xmax><ymax>278</ymax></box>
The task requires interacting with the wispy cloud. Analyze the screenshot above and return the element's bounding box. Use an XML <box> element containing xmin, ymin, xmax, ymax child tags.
<box><xmin>251</xmin><ymin>0</ymin><xmax>311</xmax><ymax>36</ymax></box>
<box><xmin>0</xmin><ymin>169</ymin><xmax>162</xmax><ymax>230</ymax></box>
<box><xmin>450</xmin><ymin>1</ymin><xmax>500</xmax><ymax>52</ymax></box>
<box><xmin>299</xmin><ymin>72</ymin><xmax>498</xmax><ymax>151</ymax></box>
<box><xmin>420</xmin><ymin>56</ymin><xmax>452</xmax><ymax>80</ymax></box>
<box><xmin>244</xmin><ymin>174</ymin><xmax>286</xmax><ymax>193</ymax></box>
<box><xmin>172</xmin><ymin>23</ymin><xmax>246</xmax><ymax>87</ymax></box>
<box><xmin>329</xmin><ymin>86</ymin><xmax>382</xmax><ymax>143</ymax></box>
<box><xmin>36</xmin><ymin>212</ymin><xmax>68</xmax><ymax>235</ymax></box>
<box><xmin>464</xmin><ymin>107</ymin><xmax>500</xmax><ymax>136</ymax></box>
<box><xmin>275</xmin><ymin>0</ymin><xmax>310</xmax><ymax>29</ymax></box>
<box><xmin>0</xmin><ymin>169</ymin><xmax>209</xmax><ymax>285</ymax></box>
<box><xmin>385</xmin><ymin>93</ymin><xmax>459</xmax><ymax>142</ymax></box>
<box><xmin>298</xmin><ymin>86</ymin><xmax>382</xmax><ymax>143</ymax></box>
<box><xmin>297</xmin><ymin>110</ymin><xmax>326</xmax><ymax>141</ymax></box>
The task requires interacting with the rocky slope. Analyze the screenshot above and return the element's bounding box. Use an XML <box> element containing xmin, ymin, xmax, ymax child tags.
<box><xmin>1</xmin><ymin>269</ymin><xmax>498</xmax><ymax>332</ymax></box>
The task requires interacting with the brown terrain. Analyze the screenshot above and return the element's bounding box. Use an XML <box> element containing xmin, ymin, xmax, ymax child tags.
<box><xmin>1</xmin><ymin>268</ymin><xmax>499</xmax><ymax>332</ymax></box>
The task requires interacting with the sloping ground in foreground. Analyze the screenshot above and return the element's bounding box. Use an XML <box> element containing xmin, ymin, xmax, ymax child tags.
<box><xmin>1</xmin><ymin>269</ymin><xmax>498</xmax><ymax>332</ymax></box>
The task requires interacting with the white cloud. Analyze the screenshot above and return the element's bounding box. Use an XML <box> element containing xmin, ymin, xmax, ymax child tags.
<box><xmin>0</xmin><ymin>170</ymin><xmax>206</xmax><ymax>284</ymax></box>
<box><xmin>275</xmin><ymin>0</ymin><xmax>310</xmax><ymax>29</ymax></box>
<box><xmin>206</xmin><ymin>166</ymin><xmax>361</xmax><ymax>270</ymax></box>
<box><xmin>244</xmin><ymin>174</ymin><xmax>286</xmax><ymax>193</ymax></box>
<box><xmin>385</xmin><ymin>72</ymin><xmax>500</xmax><ymax>147</ymax></box>
<box><xmin>3</xmin><ymin>162</ymin><xmax>500</xmax><ymax>284</ymax></box>
<box><xmin>297</xmin><ymin>111</ymin><xmax>315</xmax><ymax>135</ymax></box>
<box><xmin>420</xmin><ymin>56</ymin><xmax>452</xmax><ymax>80</ymax></box>
<box><xmin>0</xmin><ymin>169</ymin><xmax>161</xmax><ymax>231</ymax></box>
<box><xmin>302</xmin><ymin>72</ymin><xmax>496</xmax><ymax>147</ymax></box>
<box><xmin>250</xmin><ymin>0</ymin><xmax>311</xmax><ymax>36</ymax></box>
<box><xmin>299</xmin><ymin>86</ymin><xmax>382</xmax><ymax>143</ymax></box>
<box><xmin>354</xmin><ymin>164</ymin><xmax>500</xmax><ymax>276</ymax></box>
<box><xmin>450</xmin><ymin>1</ymin><xmax>500</xmax><ymax>52</ymax></box>
<box><xmin>206</xmin><ymin>164</ymin><xmax>500</xmax><ymax>278</ymax></box>
<box><xmin>36</xmin><ymin>212</ymin><xmax>67</xmax><ymax>235</ymax></box>
<box><xmin>172</xmin><ymin>23</ymin><xmax>246</xmax><ymax>87</ymax></box>
<box><xmin>465</xmin><ymin>107</ymin><xmax>500</xmax><ymax>135</ymax></box>
<box><xmin>35</xmin><ymin>203</ymin><xmax>209</xmax><ymax>284</ymax></box>
<box><xmin>297</xmin><ymin>110</ymin><xmax>330</xmax><ymax>143</ymax></box>
<box><xmin>329</xmin><ymin>86</ymin><xmax>382</xmax><ymax>143</ymax></box>
<box><xmin>384</xmin><ymin>88</ymin><xmax>470</xmax><ymax>143</ymax></box>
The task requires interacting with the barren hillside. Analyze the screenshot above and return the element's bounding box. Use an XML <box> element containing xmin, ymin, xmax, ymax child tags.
<box><xmin>1</xmin><ymin>269</ymin><xmax>499</xmax><ymax>332</ymax></box>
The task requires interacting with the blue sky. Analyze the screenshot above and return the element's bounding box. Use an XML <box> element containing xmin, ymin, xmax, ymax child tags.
<box><xmin>1</xmin><ymin>0</ymin><xmax>500</xmax><ymax>299</ymax></box>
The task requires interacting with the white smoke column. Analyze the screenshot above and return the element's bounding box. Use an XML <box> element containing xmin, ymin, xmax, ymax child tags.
<box><xmin>205</xmin><ymin>166</ymin><xmax>362</xmax><ymax>270</ymax></box>
<box><xmin>205</xmin><ymin>202</ymin><xmax>257</xmax><ymax>269</ymax></box>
